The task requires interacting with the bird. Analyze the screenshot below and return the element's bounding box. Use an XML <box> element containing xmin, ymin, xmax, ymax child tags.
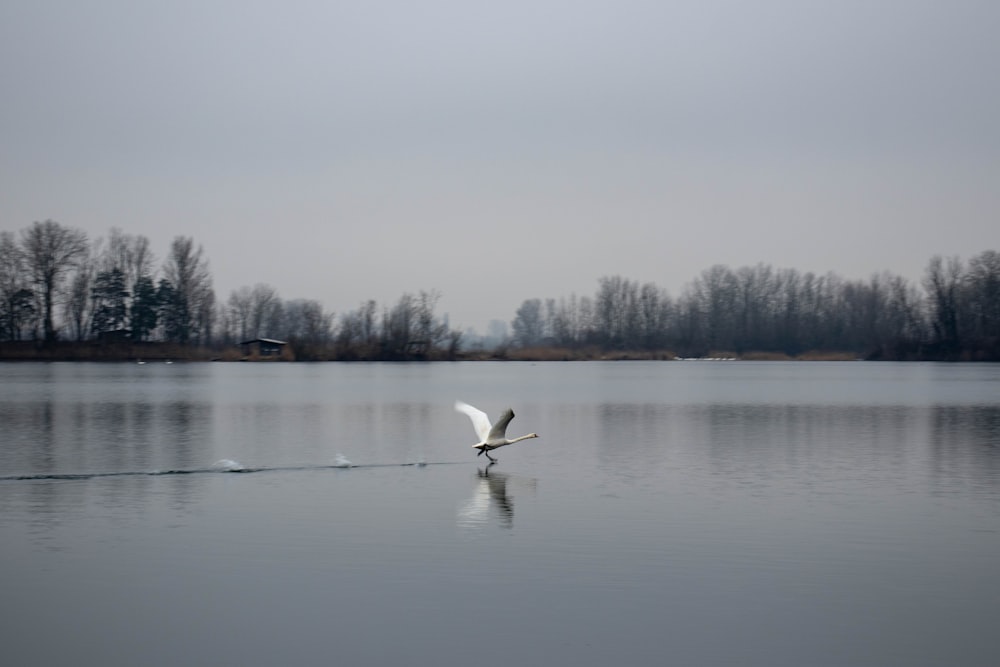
<box><xmin>454</xmin><ymin>400</ymin><xmax>539</xmax><ymax>463</ymax></box>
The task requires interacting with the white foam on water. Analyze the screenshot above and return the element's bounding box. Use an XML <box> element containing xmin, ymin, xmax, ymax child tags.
<box><xmin>211</xmin><ymin>459</ymin><xmax>245</xmax><ymax>472</ymax></box>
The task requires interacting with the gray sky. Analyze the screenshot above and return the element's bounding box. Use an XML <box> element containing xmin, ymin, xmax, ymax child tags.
<box><xmin>2</xmin><ymin>0</ymin><xmax>997</xmax><ymax>332</ymax></box>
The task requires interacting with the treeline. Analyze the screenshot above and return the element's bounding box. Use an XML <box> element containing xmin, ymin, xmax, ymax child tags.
<box><xmin>0</xmin><ymin>220</ymin><xmax>461</xmax><ymax>360</ymax></box>
<box><xmin>508</xmin><ymin>254</ymin><xmax>1000</xmax><ymax>360</ymax></box>
<box><xmin>2</xmin><ymin>220</ymin><xmax>997</xmax><ymax>360</ymax></box>
<box><xmin>2</xmin><ymin>222</ymin><xmax>215</xmax><ymax>346</ymax></box>
<box><xmin>218</xmin><ymin>284</ymin><xmax>460</xmax><ymax>360</ymax></box>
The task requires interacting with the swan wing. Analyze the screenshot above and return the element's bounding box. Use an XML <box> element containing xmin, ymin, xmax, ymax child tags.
<box><xmin>455</xmin><ymin>401</ymin><xmax>492</xmax><ymax>442</ymax></box>
<box><xmin>487</xmin><ymin>408</ymin><xmax>516</xmax><ymax>442</ymax></box>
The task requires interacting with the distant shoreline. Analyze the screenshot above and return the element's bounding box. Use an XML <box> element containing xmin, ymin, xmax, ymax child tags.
<box><xmin>1</xmin><ymin>341</ymin><xmax>989</xmax><ymax>362</ymax></box>
<box><xmin>0</xmin><ymin>341</ymin><xmax>216</xmax><ymax>362</ymax></box>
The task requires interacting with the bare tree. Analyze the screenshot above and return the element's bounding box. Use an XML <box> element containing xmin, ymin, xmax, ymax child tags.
<box><xmin>733</xmin><ymin>263</ymin><xmax>778</xmax><ymax>352</ymax></box>
<box><xmin>358</xmin><ymin>299</ymin><xmax>378</xmax><ymax>353</ymax></box>
<box><xmin>964</xmin><ymin>250</ymin><xmax>1000</xmax><ymax>353</ymax></box>
<box><xmin>511</xmin><ymin>298</ymin><xmax>544</xmax><ymax>347</ymax></box>
<box><xmin>0</xmin><ymin>232</ymin><xmax>35</xmax><ymax>340</ymax></box>
<box><xmin>549</xmin><ymin>295</ymin><xmax>577</xmax><ymax>347</ymax></box>
<box><xmin>102</xmin><ymin>228</ymin><xmax>156</xmax><ymax>295</ymax></box>
<box><xmin>337</xmin><ymin>299</ymin><xmax>379</xmax><ymax>358</ymax></box>
<box><xmin>691</xmin><ymin>265</ymin><xmax>738</xmax><ymax>351</ymax></box>
<box><xmin>637</xmin><ymin>281</ymin><xmax>671</xmax><ymax>349</ymax></box>
<box><xmin>161</xmin><ymin>236</ymin><xmax>214</xmax><ymax>345</ymax></box>
<box><xmin>924</xmin><ymin>255</ymin><xmax>964</xmax><ymax>355</ymax></box>
<box><xmin>20</xmin><ymin>220</ymin><xmax>89</xmax><ymax>342</ymax></box>
<box><xmin>336</xmin><ymin>308</ymin><xmax>362</xmax><ymax>355</ymax></box>
<box><xmin>414</xmin><ymin>289</ymin><xmax>448</xmax><ymax>348</ymax></box>
<box><xmin>196</xmin><ymin>288</ymin><xmax>216</xmax><ymax>345</ymax></box>
<box><xmin>64</xmin><ymin>262</ymin><xmax>94</xmax><ymax>341</ymax></box>
<box><xmin>64</xmin><ymin>236</ymin><xmax>104</xmax><ymax>342</ymax></box>
<box><xmin>383</xmin><ymin>293</ymin><xmax>415</xmax><ymax>357</ymax></box>
<box><xmin>248</xmin><ymin>283</ymin><xmax>281</xmax><ymax>339</ymax></box>
<box><xmin>283</xmin><ymin>299</ymin><xmax>333</xmax><ymax>343</ymax></box>
<box><xmin>227</xmin><ymin>286</ymin><xmax>254</xmax><ymax>341</ymax></box>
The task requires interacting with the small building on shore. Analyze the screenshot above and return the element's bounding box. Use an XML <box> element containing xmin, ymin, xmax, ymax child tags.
<box><xmin>96</xmin><ymin>329</ymin><xmax>132</xmax><ymax>343</ymax></box>
<box><xmin>239</xmin><ymin>338</ymin><xmax>288</xmax><ymax>358</ymax></box>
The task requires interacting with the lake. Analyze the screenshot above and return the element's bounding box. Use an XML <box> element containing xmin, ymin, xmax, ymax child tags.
<box><xmin>1</xmin><ymin>361</ymin><xmax>998</xmax><ymax>666</ymax></box>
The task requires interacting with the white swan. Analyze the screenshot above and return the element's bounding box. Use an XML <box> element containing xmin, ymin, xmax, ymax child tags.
<box><xmin>454</xmin><ymin>400</ymin><xmax>539</xmax><ymax>463</ymax></box>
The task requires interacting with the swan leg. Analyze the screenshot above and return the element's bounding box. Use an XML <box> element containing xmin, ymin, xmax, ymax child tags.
<box><xmin>484</xmin><ymin>451</ymin><xmax>497</xmax><ymax>463</ymax></box>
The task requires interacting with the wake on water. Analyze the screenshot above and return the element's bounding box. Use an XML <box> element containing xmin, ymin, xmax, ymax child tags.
<box><xmin>212</xmin><ymin>458</ymin><xmax>246</xmax><ymax>472</ymax></box>
<box><xmin>0</xmin><ymin>456</ymin><xmax>447</xmax><ymax>482</ymax></box>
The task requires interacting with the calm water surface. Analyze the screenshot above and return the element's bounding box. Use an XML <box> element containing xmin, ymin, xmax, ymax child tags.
<box><xmin>1</xmin><ymin>361</ymin><xmax>999</xmax><ymax>666</ymax></box>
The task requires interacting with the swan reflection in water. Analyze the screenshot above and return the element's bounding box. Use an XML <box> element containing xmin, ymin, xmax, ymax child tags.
<box><xmin>457</xmin><ymin>464</ymin><xmax>537</xmax><ymax>530</ymax></box>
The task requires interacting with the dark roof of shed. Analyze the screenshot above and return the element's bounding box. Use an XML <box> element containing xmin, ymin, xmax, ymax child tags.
<box><xmin>239</xmin><ymin>338</ymin><xmax>288</xmax><ymax>345</ymax></box>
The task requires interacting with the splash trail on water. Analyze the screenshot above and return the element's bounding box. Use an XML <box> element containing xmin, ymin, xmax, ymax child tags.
<box><xmin>0</xmin><ymin>460</ymin><xmax>463</xmax><ymax>482</ymax></box>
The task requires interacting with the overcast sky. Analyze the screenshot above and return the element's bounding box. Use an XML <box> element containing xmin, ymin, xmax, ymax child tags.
<box><xmin>2</xmin><ymin>0</ymin><xmax>997</xmax><ymax>332</ymax></box>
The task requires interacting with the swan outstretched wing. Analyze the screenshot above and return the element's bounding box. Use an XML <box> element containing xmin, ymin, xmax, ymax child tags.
<box><xmin>455</xmin><ymin>401</ymin><xmax>492</xmax><ymax>442</ymax></box>
<box><xmin>488</xmin><ymin>408</ymin><xmax>516</xmax><ymax>441</ymax></box>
